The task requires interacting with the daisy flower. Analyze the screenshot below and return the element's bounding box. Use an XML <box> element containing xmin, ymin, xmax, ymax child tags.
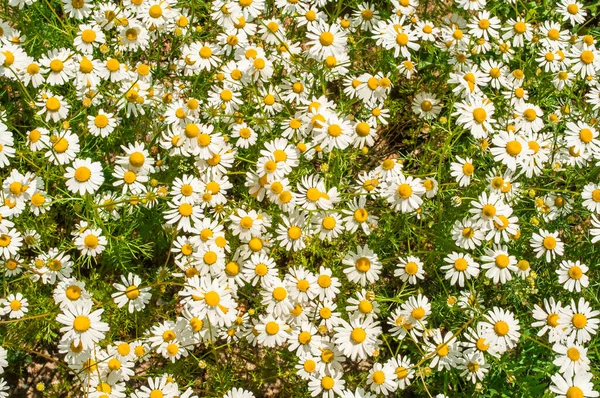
<box><xmin>425</xmin><ymin>329</ymin><xmax>461</xmax><ymax>371</ymax></box>
<box><xmin>255</xmin><ymin>314</ymin><xmax>291</xmax><ymax>348</ymax></box>
<box><xmin>553</xmin><ymin>340</ymin><xmax>590</xmax><ymax>378</ymax></box>
<box><xmin>56</xmin><ymin>301</ymin><xmax>109</xmax><ymax>350</ymax></box>
<box><xmin>64</xmin><ymin>158</ymin><xmax>104</xmax><ymax>195</ymax></box>
<box><xmin>468</xmin><ymin>191</ymin><xmax>510</xmax><ymax>230</ymax></box>
<box><xmin>451</xmin><ymin>217</ymin><xmax>485</xmax><ymax>250</ymax></box>
<box><xmin>532</xmin><ymin>297</ymin><xmax>565</xmax><ymax>343</ymax></box>
<box><xmin>453</xmin><ymin>97</ymin><xmax>495</xmax><ymax>139</ymax></box>
<box><xmin>480</xmin><ymin>245</ymin><xmax>517</xmax><ymax>284</ymax></box>
<box><xmin>74</xmin><ymin>227</ymin><xmax>107</xmax><ymax>257</ymax></box>
<box><xmin>490</xmin><ymin>130</ymin><xmax>530</xmax><ymax>171</ymax></box>
<box><xmin>550</xmin><ymin>372</ymin><xmax>599</xmax><ymax>398</ymax></box>
<box><xmin>242</xmin><ymin>252</ymin><xmax>278</xmax><ymax>287</ymax></box>
<box><xmin>479</xmin><ymin>307</ymin><xmax>520</xmax><ymax>353</ymax></box>
<box><xmin>309</xmin><ymin>212</ymin><xmax>341</xmax><ymax>242</ymax></box>
<box><xmin>112</xmin><ymin>273</ymin><xmax>151</xmax><ymax>313</ymax></box>
<box><xmin>565</xmin><ymin>121</ymin><xmax>599</xmax><ymax>158</ymax></box>
<box><xmin>134</xmin><ymin>376</ymin><xmax>179</xmax><ymax>398</ymax></box>
<box><xmin>333</xmin><ymin>314</ymin><xmax>381</xmax><ymax>361</ymax></box>
<box><xmin>3</xmin><ymin>292</ymin><xmax>28</xmax><ymax>319</ymax></box>
<box><xmin>559</xmin><ymin>298</ymin><xmax>600</xmax><ymax>344</ymax></box>
<box><xmin>367</xmin><ymin>362</ymin><xmax>396</xmax><ymax>395</ymax></box>
<box><xmin>457</xmin><ymin>352</ymin><xmax>489</xmax><ymax>383</ymax></box>
<box><xmin>383</xmin><ymin>174</ymin><xmax>425</xmax><ymax>213</ymax></box>
<box><xmin>557</xmin><ymin>260</ymin><xmax>589</xmax><ymax>293</ymax></box>
<box><xmin>315</xmin><ymin>266</ymin><xmax>341</xmax><ymax>301</ymax></box>
<box><xmin>229</xmin><ymin>209</ymin><xmax>264</xmax><ymax>241</ymax></box>
<box><xmin>450</xmin><ymin>156</ymin><xmax>475</xmax><ymax>187</ymax></box>
<box><xmin>514</xmin><ymin>102</ymin><xmax>544</xmax><ymax>134</ymax></box>
<box><xmin>530</xmin><ymin>229</ymin><xmax>564</xmax><ymax>262</ymax></box>
<box><xmin>307</xmin><ymin>371</ymin><xmax>346</xmax><ymax>398</ymax></box>
<box><xmin>467</xmin><ymin>10</ymin><xmax>500</xmax><ymax>40</ymax></box>
<box><xmin>385</xmin><ymin>355</ymin><xmax>414</xmax><ymax>390</ymax></box>
<box><xmin>53</xmin><ymin>278</ymin><xmax>91</xmax><ymax>311</ymax></box>
<box><xmin>87</xmin><ymin>109</ymin><xmax>117</xmax><ymax>138</ymax></box>
<box><xmin>0</xmin><ymin>228</ymin><xmax>22</xmax><ymax>259</ymax></box>
<box><xmin>556</xmin><ymin>0</ymin><xmax>587</xmax><ymax>25</ymax></box>
<box><xmin>306</xmin><ymin>22</ymin><xmax>348</xmax><ymax>61</ymax></box>
<box><xmin>342</xmin><ymin>245</ymin><xmax>382</xmax><ymax>286</ymax></box>
<box><xmin>37</xmin><ymin>92</ymin><xmax>70</xmax><ymax>122</ymax></box>
<box><xmin>411</xmin><ymin>92</ymin><xmax>442</xmax><ymax>120</ymax></box>
<box><xmin>394</xmin><ymin>255</ymin><xmax>425</xmax><ymax>284</ymax></box>
<box><xmin>441</xmin><ymin>252</ymin><xmax>479</xmax><ymax>287</ymax></box>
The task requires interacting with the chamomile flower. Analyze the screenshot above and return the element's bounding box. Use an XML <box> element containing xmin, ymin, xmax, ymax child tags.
<box><xmin>550</xmin><ymin>372</ymin><xmax>599</xmax><ymax>398</ymax></box>
<box><xmin>559</xmin><ymin>298</ymin><xmax>600</xmax><ymax>344</ymax></box>
<box><xmin>333</xmin><ymin>314</ymin><xmax>381</xmax><ymax>361</ymax></box>
<box><xmin>342</xmin><ymin>245</ymin><xmax>382</xmax><ymax>286</ymax></box>
<box><xmin>479</xmin><ymin>307</ymin><xmax>520</xmax><ymax>353</ymax></box>
<box><xmin>0</xmin><ymin>228</ymin><xmax>22</xmax><ymax>259</ymax></box>
<box><xmin>74</xmin><ymin>227</ymin><xmax>107</xmax><ymax>257</ymax></box>
<box><xmin>453</xmin><ymin>98</ymin><xmax>495</xmax><ymax>139</ymax></box>
<box><xmin>315</xmin><ymin>266</ymin><xmax>341</xmax><ymax>301</ymax></box>
<box><xmin>37</xmin><ymin>92</ymin><xmax>70</xmax><ymax>122</ymax></box>
<box><xmin>458</xmin><ymin>352</ymin><xmax>489</xmax><ymax>383</ymax></box>
<box><xmin>441</xmin><ymin>252</ymin><xmax>480</xmax><ymax>287</ymax></box>
<box><xmin>366</xmin><ymin>362</ymin><xmax>396</xmax><ymax>395</ymax></box>
<box><xmin>450</xmin><ymin>156</ymin><xmax>475</xmax><ymax>187</ymax></box>
<box><xmin>553</xmin><ymin>340</ymin><xmax>590</xmax><ymax>378</ymax></box>
<box><xmin>383</xmin><ymin>174</ymin><xmax>425</xmax><ymax>213</ymax></box>
<box><xmin>532</xmin><ymin>298</ymin><xmax>565</xmax><ymax>343</ymax></box>
<box><xmin>530</xmin><ymin>229</ymin><xmax>564</xmax><ymax>262</ymax></box>
<box><xmin>451</xmin><ymin>217</ymin><xmax>485</xmax><ymax>250</ymax></box>
<box><xmin>306</xmin><ymin>22</ymin><xmax>348</xmax><ymax>61</ymax></box>
<box><xmin>308</xmin><ymin>371</ymin><xmax>346</xmax><ymax>398</ymax></box>
<box><xmin>394</xmin><ymin>255</ymin><xmax>425</xmax><ymax>284</ymax></box>
<box><xmin>556</xmin><ymin>0</ymin><xmax>587</xmax><ymax>25</ymax></box>
<box><xmin>112</xmin><ymin>273</ymin><xmax>151</xmax><ymax>313</ymax></box>
<box><xmin>243</xmin><ymin>252</ymin><xmax>278</xmax><ymax>287</ymax></box>
<box><xmin>56</xmin><ymin>301</ymin><xmax>109</xmax><ymax>350</ymax></box>
<box><xmin>425</xmin><ymin>329</ymin><xmax>461</xmax><ymax>371</ymax></box>
<box><xmin>480</xmin><ymin>245</ymin><xmax>517</xmax><ymax>284</ymax></box>
<box><xmin>64</xmin><ymin>158</ymin><xmax>105</xmax><ymax>195</ymax></box>
<box><xmin>557</xmin><ymin>260</ymin><xmax>589</xmax><ymax>292</ymax></box>
<box><xmin>411</xmin><ymin>92</ymin><xmax>442</xmax><ymax>120</ymax></box>
<box><xmin>3</xmin><ymin>293</ymin><xmax>28</xmax><ymax>319</ymax></box>
<box><xmin>255</xmin><ymin>314</ymin><xmax>291</xmax><ymax>348</ymax></box>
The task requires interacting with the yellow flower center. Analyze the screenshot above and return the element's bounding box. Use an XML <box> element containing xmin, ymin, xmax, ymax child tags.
<box><xmin>74</xmin><ymin>166</ymin><xmax>91</xmax><ymax>182</ymax></box>
<box><xmin>397</xmin><ymin>183</ymin><xmax>412</xmax><ymax>199</ymax></box>
<box><xmin>73</xmin><ymin>315</ymin><xmax>91</xmax><ymax>332</ymax></box>
<box><xmin>495</xmin><ymin>254</ymin><xmax>510</xmax><ymax>268</ymax></box>
<box><xmin>472</xmin><ymin>108</ymin><xmax>487</xmax><ymax>123</ymax></box>
<box><xmin>84</xmin><ymin>234</ymin><xmax>99</xmax><ymax>249</ymax></box>
<box><xmin>454</xmin><ymin>258</ymin><xmax>468</xmax><ymax>271</ymax></box>
<box><xmin>506</xmin><ymin>140</ymin><xmax>522</xmax><ymax>156</ymax></box>
<box><xmin>46</xmin><ymin>98</ymin><xmax>61</xmax><ymax>112</ymax></box>
<box><xmin>579</xmin><ymin>128</ymin><xmax>593</xmax><ymax>143</ymax></box>
<box><xmin>573</xmin><ymin>313</ymin><xmax>588</xmax><ymax>329</ymax></box>
<box><xmin>523</xmin><ymin>108</ymin><xmax>537</xmax><ymax>122</ymax></box>
<box><xmin>319</xmin><ymin>32</ymin><xmax>334</xmax><ymax>46</ymax></box>
<box><xmin>566</xmin><ymin>387</ymin><xmax>584</xmax><ymax>398</ymax></box>
<box><xmin>494</xmin><ymin>320</ymin><xmax>509</xmax><ymax>336</ymax></box>
<box><xmin>404</xmin><ymin>261</ymin><xmax>418</xmax><ymax>275</ymax></box>
<box><xmin>372</xmin><ymin>370</ymin><xmax>386</xmax><ymax>385</ymax></box>
<box><xmin>265</xmin><ymin>321</ymin><xmax>279</xmax><ymax>335</ymax></box>
<box><xmin>351</xmin><ymin>327</ymin><xmax>367</xmax><ymax>343</ymax></box>
<box><xmin>543</xmin><ymin>236</ymin><xmax>557</xmax><ymax>250</ymax></box>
